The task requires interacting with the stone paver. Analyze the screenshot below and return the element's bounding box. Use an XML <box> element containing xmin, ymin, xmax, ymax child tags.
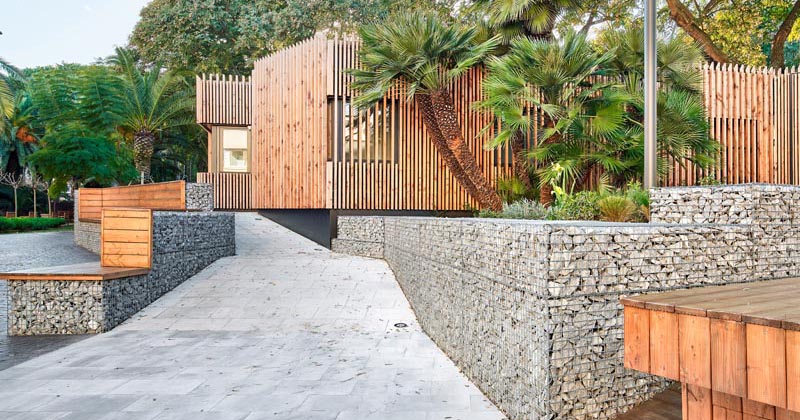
<box><xmin>0</xmin><ymin>213</ymin><xmax>506</xmax><ymax>420</ymax></box>
<box><xmin>0</xmin><ymin>230</ymin><xmax>98</xmax><ymax>370</ymax></box>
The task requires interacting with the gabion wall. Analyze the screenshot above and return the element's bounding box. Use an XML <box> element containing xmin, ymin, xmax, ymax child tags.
<box><xmin>8</xmin><ymin>211</ymin><xmax>235</xmax><ymax>335</ymax></box>
<box><xmin>335</xmin><ymin>184</ymin><xmax>800</xmax><ymax>420</ymax></box>
<box><xmin>73</xmin><ymin>183</ymin><xmax>215</xmax><ymax>254</ymax></box>
<box><xmin>331</xmin><ymin>216</ymin><xmax>385</xmax><ymax>258</ymax></box>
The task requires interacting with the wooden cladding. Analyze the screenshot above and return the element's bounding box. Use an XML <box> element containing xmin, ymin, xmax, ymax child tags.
<box><xmin>196</xmin><ymin>74</ymin><xmax>252</xmax><ymax>127</ymax></box>
<box><xmin>78</xmin><ymin>181</ymin><xmax>186</xmax><ymax>222</ymax></box>
<box><xmin>252</xmin><ymin>35</ymin><xmax>328</xmax><ymax>209</ymax></box>
<box><xmin>197</xmin><ymin>172</ymin><xmax>252</xmax><ymax>210</ymax></box>
<box><xmin>326</xmin><ymin>38</ymin><xmax>519</xmax><ymax>210</ymax></box>
<box><xmin>101</xmin><ymin>208</ymin><xmax>152</xmax><ymax>269</ymax></box>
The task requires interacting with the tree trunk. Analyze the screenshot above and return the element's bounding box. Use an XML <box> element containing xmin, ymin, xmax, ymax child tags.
<box><xmin>13</xmin><ymin>186</ymin><xmax>18</xmax><ymax>216</ymax></box>
<box><xmin>33</xmin><ymin>187</ymin><xmax>37</xmax><ymax>217</ymax></box>
<box><xmin>511</xmin><ymin>130</ymin><xmax>532</xmax><ymax>190</ymax></box>
<box><xmin>133</xmin><ymin>130</ymin><xmax>155</xmax><ymax>182</ymax></box>
<box><xmin>429</xmin><ymin>90</ymin><xmax>503</xmax><ymax>211</ymax></box>
<box><xmin>415</xmin><ymin>94</ymin><xmax>483</xmax><ymax>206</ymax></box>
<box><xmin>771</xmin><ymin>0</ymin><xmax>800</xmax><ymax>67</ymax></box>
<box><xmin>665</xmin><ymin>0</ymin><xmax>730</xmax><ymax>63</ymax></box>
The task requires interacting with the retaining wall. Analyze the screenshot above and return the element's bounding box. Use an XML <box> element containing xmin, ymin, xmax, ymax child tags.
<box><xmin>9</xmin><ymin>211</ymin><xmax>235</xmax><ymax>335</ymax></box>
<box><xmin>333</xmin><ymin>184</ymin><xmax>800</xmax><ymax>420</ymax></box>
<box><xmin>74</xmin><ymin>183</ymin><xmax>214</xmax><ymax>254</ymax></box>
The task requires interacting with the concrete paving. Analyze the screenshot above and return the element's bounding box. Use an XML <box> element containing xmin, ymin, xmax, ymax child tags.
<box><xmin>0</xmin><ymin>230</ymin><xmax>98</xmax><ymax>370</ymax></box>
<box><xmin>0</xmin><ymin>213</ymin><xmax>506</xmax><ymax>420</ymax></box>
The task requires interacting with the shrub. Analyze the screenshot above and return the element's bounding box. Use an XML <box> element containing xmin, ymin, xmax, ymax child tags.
<box><xmin>0</xmin><ymin>217</ymin><xmax>67</xmax><ymax>233</ymax></box>
<box><xmin>555</xmin><ymin>191</ymin><xmax>601</xmax><ymax>221</ymax></box>
<box><xmin>479</xmin><ymin>199</ymin><xmax>548</xmax><ymax>220</ymax></box>
<box><xmin>598</xmin><ymin>196</ymin><xmax>637</xmax><ymax>222</ymax></box>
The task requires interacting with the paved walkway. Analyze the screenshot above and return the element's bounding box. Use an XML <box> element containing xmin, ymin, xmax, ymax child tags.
<box><xmin>0</xmin><ymin>230</ymin><xmax>98</xmax><ymax>370</ymax></box>
<box><xmin>0</xmin><ymin>213</ymin><xmax>505</xmax><ymax>420</ymax></box>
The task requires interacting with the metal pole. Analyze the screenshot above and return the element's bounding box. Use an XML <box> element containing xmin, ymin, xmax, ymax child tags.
<box><xmin>644</xmin><ymin>0</ymin><xmax>658</xmax><ymax>189</ymax></box>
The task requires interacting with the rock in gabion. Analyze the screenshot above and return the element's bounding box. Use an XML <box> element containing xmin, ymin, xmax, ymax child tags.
<box><xmin>335</xmin><ymin>184</ymin><xmax>800</xmax><ymax>420</ymax></box>
<box><xmin>332</xmin><ymin>216</ymin><xmax>385</xmax><ymax>258</ymax></box>
<box><xmin>8</xmin><ymin>211</ymin><xmax>235</xmax><ymax>335</ymax></box>
<box><xmin>185</xmin><ymin>182</ymin><xmax>214</xmax><ymax>211</ymax></box>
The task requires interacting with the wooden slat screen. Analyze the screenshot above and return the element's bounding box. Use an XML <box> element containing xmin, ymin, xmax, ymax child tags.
<box><xmin>326</xmin><ymin>38</ymin><xmax>521</xmax><ymax>210</ymax></box>
<box><xmin>196</xmin><ymin>74</ymin><xmax>252</xmax><ymax>126</ymax></box>
<box><xmin>197</xmin><ymin>172</ymin><xmax>253</xmax><ymax>210</ymax></box>
<box><xmin>78</xmin><ymin>181</ymin><xmax>186</xmax><ymax>222</ymax></box>
<box><xmin>252</xmin><ymin>34</ymin><xmax>328</xmax><ymax>209</ymax></box>
<box><xmin>101</xmin><ymin>207</ymin><xmax>152</xmax><ymax>269</ymax></box>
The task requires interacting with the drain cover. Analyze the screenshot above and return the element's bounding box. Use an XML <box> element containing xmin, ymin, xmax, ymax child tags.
<box><xmin>394</xmin><ymin>323</ymin><xmax>408</xmax><ymax>328</ymax></box>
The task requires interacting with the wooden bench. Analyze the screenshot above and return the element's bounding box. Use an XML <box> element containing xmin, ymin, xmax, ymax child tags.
<box><xmin>622</xmin><ymin>279</ymin><xmax>800</xmax><ymax>420</ymax></box>
<box><xmin>78</xmin><ymin>181</ymin><xmax>186</xmax><ymax>222</ymax></box>
<box><xmin>1</xmin><ymin>207</ymin><xmax>153</xmax><ymax>279</ymax></box>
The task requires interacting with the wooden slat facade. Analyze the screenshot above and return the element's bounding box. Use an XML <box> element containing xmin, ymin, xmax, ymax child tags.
<box><xmin>78</xmin><ymin>181</ymin><xmax>186</xmax><ymax>222</ymax></box>
<box><xmin>196</xmin><ymin>74</ymin><xmax>252</xmax><ymax>127</ymax></box>
<box><xmin>196</xmin><ymin>172</ymin><xmax>252</xmax><ymax>210</ymax></box>
<box><xmin>100</xmin><ymin>207</ymin><xmax>153</xmax><ymax>269</ymax></box>
<box><xmin>197</xmin><ymin>38</ymin><xmax>800</xmax><ymax>210</ymax></box>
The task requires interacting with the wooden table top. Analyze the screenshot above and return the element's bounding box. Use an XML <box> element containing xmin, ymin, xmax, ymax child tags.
<box><xmin>621</xmin><ymin>277</ymin><xmax>800</xmax><ymax>331</ymax></box>
<box><xmin>0</xmin><ymin>262</ymin><xmax>150</xmax><ymax>281</ymax></box>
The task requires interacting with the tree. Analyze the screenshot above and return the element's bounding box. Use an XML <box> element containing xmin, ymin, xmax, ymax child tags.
<box><xmin>26</xmin><ymin>64</ymin><xmax>138</xmax><ymax>195</ymax></box>
<box><xmin>110</xmin><ymin>47</ymin><xmax>196</xmax><ymax>181</ymax></box>
<box><xmin>1</xmin><ymin>93</ymin><xmax>39</xmax><ymax>173</ymax></box>
<box><xmin>129</xmin><ymin>0</ymin><xmax>459</xmax><ymax>74</ymax></box>
<box><xmin>0</xmin><ymin>170</ymin><xmax>25</xmax><ymax>216</ymax></box>
<box><xmin>351</xmin><ymin>13</ymin><xmax>504</xmax><ymax>210</ymax></box>
<box><xmin>483</xmin><ymin>29</ymin><xmax>719</xmax><ymax>202</ymax></box>
<box><xmin>556</xmin><ymin>0</ymin><xmax>638</xmax><ymax>35</ymax></box>
<box><xmin>0</xmin><ymin>58</ymin><xmax>24</xmax><ymax>134</ymax></box>
<box><xmin>665</xmin><ymin>0</ymin><xmax>800</xmax><ymax>67</ymax></box>
<box><xmin>27</xmin><ymin>130</ymin><xmax>138</xmax><ymax>198</ymax></box>
<box><xmin>483</xmin><ymin>31</ymin><xmax>624</xmax><ymax>204</ymax></box>
<box><xmin>467</xmin><ymin>0</ymin><xmax>580</xmax><ymax>44</ymax></box>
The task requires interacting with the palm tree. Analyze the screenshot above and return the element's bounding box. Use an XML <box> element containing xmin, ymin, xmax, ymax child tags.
<box><xmin>469</xmin><ymin>0</ymin><xmax>580</xmax><ymax>45</ymax></box>
<box><xmin>598</xmin><ymin>26</ymin><xmax>718</xmax><ymax>180</ymax></box>
<box><xmin>351</xmin><ymin>12</ymin><xmax>504</xmax><ymax>210</ymax></box>
<box><xmin>1</xmin><ymin>94</ymin><xmax>39</xmax><ymax>172</ymax></box>
<box><xmin>483</xmin><ymin>31</ymin><xmax>625</xmax><ymax>204</ymax></box>
<box><xmin>110</xmin><ymin>47</ymin><xmax>195</xmax><ymax>182</ymax></box>
<box><xmin>0</xmin><ymin>58</ymin><xmax>24</xmax><ymax>134</ymax></box>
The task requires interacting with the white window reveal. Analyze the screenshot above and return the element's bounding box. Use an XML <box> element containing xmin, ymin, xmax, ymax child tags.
<box><xmin>222</xmin><ymin>128</ymin><xmax>249</xmax><ymax>172</ymax></box>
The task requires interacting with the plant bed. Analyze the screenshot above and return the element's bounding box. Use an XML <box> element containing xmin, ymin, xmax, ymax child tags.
<box><xmin>0</xmin><ymin>217</ymin><xmax>67</xmax><ymax>233</ymax></box>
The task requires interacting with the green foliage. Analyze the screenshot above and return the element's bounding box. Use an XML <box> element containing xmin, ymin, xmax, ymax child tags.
<box><xmin>484</xmin><ymin>28</ymin><xmax>718</xmax><ymax>191</ymax></box>
<box><xmin>27</xmin><ymin>132</ymin><xmax>138</xmax><ymax>197</ymax></box>
<box><xmin>624</xmin><ymin>181</ymin><xmax>650</xmax><ymax>208</ymax></box>
<box><xmin>467</xmin><ymin>0</ymin><xmax>580</xmax><ymax>44</ymax></box>
<box><xmin>351</xmin><ymin>12</ymin><xmax>500</xmax><ymax>108</ymax></box>
<box><xmin>497</xmin><ymin>176</ymin><xmax>536</xmax><ymax>203</ymax></box>
<box><xmin>552</xmin><ymin>191</ymin><xmax>602</xmax><ymax>220</ymax></box>
<box><xmin>698</xmin><ymin>175</ymin><xmax>723</xmax><ymax>186</ymax></box>
<box><xmin>479</xmin><ymin>198</ymin><xmax>548</xmax><ymax>219</ymax></box>
<box><xmin>597</xmin><ymin>195</ymin><xmax>636</xmax><ymax>222</ymax></box>
<box><xmin>110</xmin><ymin>47</ymin><xmax>196</xmax><ymax>137</ymax></box>
<box><xmin>0</xmin><ymin>217</ymin><xmax>66</xmax><ymax>233</ymax></box>
<box><xmin>129</xmin><ymin>0</ymin><xmax>459</xmax><ymax>74</ymax></box>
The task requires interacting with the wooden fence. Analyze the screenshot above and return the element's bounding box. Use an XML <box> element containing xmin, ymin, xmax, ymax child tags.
<box><xmin>78</xmin><ymin>181</ymin><xmax>186</xmax><ymax>222</ymax></box>
<box><xmin>197</xmin><ymin>172</ymin><xmax>252</xmax><ymax>210</ymax></box>
<box><xmin>197</xmin><ymin>74</ymin><xmax>252</xmax><ymax>127</ymax></box>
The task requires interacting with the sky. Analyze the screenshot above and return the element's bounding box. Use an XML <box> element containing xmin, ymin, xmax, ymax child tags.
<box><xmin>1</xmin><ymin>0</ymin><xmax>152</xmax><ymax>69</ymax></box>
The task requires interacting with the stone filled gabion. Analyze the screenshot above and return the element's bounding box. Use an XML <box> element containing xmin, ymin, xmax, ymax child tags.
<box><xmin>185</xmin><ymin>182</ymin><xmax>214</xmax><ymax>211</ymax></box>
<box><xmin>332</xmin><ymin>216</ymin><xmax>385</xmax><ymax>258</ymax></box>
<box><xmin>9</xmin><ymin>211</ymin><xmax>235</xmax><ymax>336</ymax></box>
<box><xmin>334</xmin><ymin>184</ymin><xmax>800</xmax><ymax>420</ymax></box>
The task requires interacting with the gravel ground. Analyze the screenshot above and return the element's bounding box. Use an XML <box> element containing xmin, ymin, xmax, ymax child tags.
<box><xmin>0</xmin><ymin>230</ymin><xmax>98</xmax><ymax>371</ymax></box>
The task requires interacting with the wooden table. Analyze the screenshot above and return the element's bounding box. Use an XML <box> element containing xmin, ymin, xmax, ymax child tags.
<box><xmin>622</xmin><ymin>278</ymin><xmax>800</xmax><ymax>420</ymax></box>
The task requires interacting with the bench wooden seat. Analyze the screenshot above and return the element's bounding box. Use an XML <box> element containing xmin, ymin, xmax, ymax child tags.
<box><xmin>0</xmin><ymin>262</ymin><xmax>149</xmax><ymax>281</ymax></box>
<box><xmin>622</xmin><ymin>278</ymin><xmax>800</xmax><ymax>419</ymax></box>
